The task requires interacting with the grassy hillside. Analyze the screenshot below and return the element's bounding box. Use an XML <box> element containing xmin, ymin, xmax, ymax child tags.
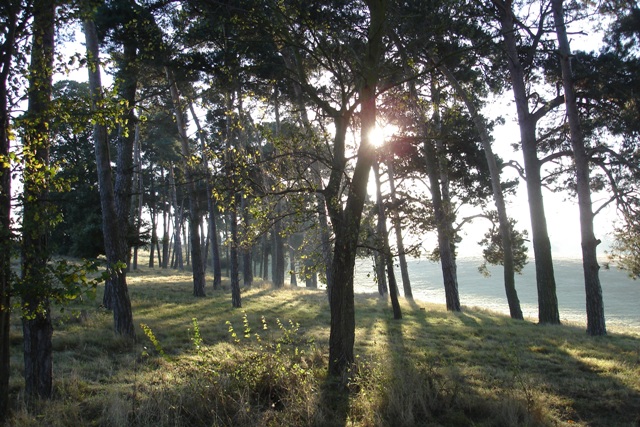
<box><xmin>5</xmin><ymin>264</ymin><xmax>640</xmax><ymax>426</ymax></box>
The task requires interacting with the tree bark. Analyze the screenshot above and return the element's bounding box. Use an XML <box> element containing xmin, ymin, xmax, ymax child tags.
<box><xmin>494</xmin><ymin>0</ymin><xmax>560</xmax><ymax>324</ymax></box>
<box><xmin>189</xmin><ymin>101</ymin><xmax>222</xmax><ymax>289</ymax></box>
<box><xmin>84</xmin><ymin>19</ymin><xmax>135</xmax><ymax>339</ymax></box>
<box><xmin>166</xmin><ymin>69</ymin><xmax>206</xmax><ymax>296</ymax></box>
<box><xmin>386</xmin><ymin>156</ymin><xmax>413</xmax><ymax>298</ymax></box>
<box><xmin>282</xmin><ymin>48</ymin><xmax>334</xmax><ymax>288</ymax></box>
<box><xmin>168</xmin><ymin>165</ymin><xmax>184</xmax><ymax>270</ymax></box>
<box><xmin>132</xmin><ymin>123</ymin><xmax>143</xmax><ymax>270</ymax></box>
<box><xmin>425</xmin><ymin>81</ymin><xmax>461</xmax><ymax>312</ymax></box>
<box><xmin>434</xmin><ymin>59</ymin><xmax>523</xmax><ymax>320</ymax></box>
<box><xmin>552</xmin><ymin>0</ymin><xmax>606</xmax><ymax>335</ymax></box>
<box><xmin>0</xmin><ymin>0</ymin><xmax>23</xmax><ymax>416</ymax></box>
<box><xmin>241</xmin><ymin>195</ymin><xmax>253</xmax><ymax>287</ymax></box>
<box><xmin>374</xmin><ymin>163</ymin><xmax>402</xmax><ymax>319</ymax></box>
<box><xmin>230</xmin><ymin>205</ymin><xmax>241</xmax><ymax>307</ymax></box>
<box><xmin>21</xmin><ymin>0</ymin><xmax>55</xmax><ymax>399</ymax></box>
<box><xmin>328</xmin><ymin>0</ymin><xmax>387</xmax><ymax>379</ymax></box>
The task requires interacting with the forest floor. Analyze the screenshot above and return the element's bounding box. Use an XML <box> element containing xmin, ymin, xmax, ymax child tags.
<box><xmin>4</xmin><ymin>263</ymin><xmax>640</xmax><ymax>426</ymax></box>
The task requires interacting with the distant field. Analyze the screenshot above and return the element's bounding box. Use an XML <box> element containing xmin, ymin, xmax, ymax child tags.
<box><xmin>5</xmin><ymin>264</ymin><xmax>640</xmax><ymax>426</ymax></box>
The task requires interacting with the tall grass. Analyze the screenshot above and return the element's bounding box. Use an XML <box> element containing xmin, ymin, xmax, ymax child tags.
<box><xmin>4</xmin><ymin>263</ymin><xmax>640</xmax><ymax>426</ymax></box>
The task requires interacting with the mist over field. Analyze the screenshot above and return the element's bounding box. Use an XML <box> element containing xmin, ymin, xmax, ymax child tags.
<box><xmin>353</xmin><ymin>258</ymin><xmax>640</xmax><ymax>330</ymax></box>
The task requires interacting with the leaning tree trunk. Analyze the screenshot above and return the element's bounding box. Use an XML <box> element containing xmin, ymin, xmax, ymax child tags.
<box><xmin>424</xmin><ymin>137</ymin><xmax>461</xmax><ymax>312</ymax></box>
<box><xmin>495</xmin><ymin>0</ymin><xmax>560</xmax><ymax>324</ymax></box>
<box><xmin>84</xmin><ymin>19</ymin><xmax>135</xmax><ymax>339</ymax></box>
<box><xmin>166</xmin><ymin>69</ymin><xmax>205</xmax><ymax>296</ymax></box>
<box><xmin>386</xmin><ymin>155</ymin><xmax>413</xmax><ymax>298</ymax></box>
<box><xmin>424</xmin><ymin>81</ymin><xmax>460</xmax><ymax>312</ymax></box>
<box><xmin>283</xmin><ymin>49</ymin><xmax>334</xmax><ymax>288</ymax></box>
<box><xmin>434</xmin><ymin>59</ymin><xmax>523</xmax><ymax>320</ymax></box>
<box><xmin>20</xmin><ymin>0</ymin><xmax>55</xmax><ymax>400</ymax></box>
<box><xmin>374</xmin><ymin>162</ymin><xmax>402</xmax><ymax>319</ymax></box>
<box><xmin>552</xmin><ymin>0</ymin><xmax>606</xmax><ymax>335</ymax></box>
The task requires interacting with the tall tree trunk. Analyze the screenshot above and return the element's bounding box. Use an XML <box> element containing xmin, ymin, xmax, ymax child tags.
<box><xmin>434</xmin><ymin>59</ymin><xmax>523</xmax><ymax>320</ymax></box>
<box><xmin>168</xmin><ymin>165</ymin><xmax>183</xmax><ymax>270</ymax></box>
<box><xmin>425</xmin><ymin>139</ymin><xmax>460</xmax><ymax>312</ymax></box>
<box><xmin>427</xmin><ymin>81</ymin><xmax>461</xmax><ymax>312</ymax></box>
<box><xmin>0</xmin><ymin>1</ymin><xmax>22</xmax><ymax>416</ymax></box>
<box><xmin>374</xmin><ymin>163</ymin><xmax>402</xmax><ymax>319</ymax></box>
<box><xmin>84</xmin><ymin>19</ymin><xmax>135</xmax><ymax>339</ymax></box>
<box><xmin>262</xmin><ymin>234</ymin><xmax>270</xmax><ymax>280</ymax></box>
<box><xmin>241</xmin><ymin>195</ymin><xmax>253</xmax><ymax>287</ymax></box>
<box><xmin>494</xmin><ymin>0</ymin><xmax>560</xmax><ymax>324</ymax></box>
<box><xmin>132</xmin><ymin>123</ymin><xmax>143</xmax><ymax>270</ymax></box>
<box><xmin>114</xmin><ymin>37</ymin><xmax>138</xmax><ymax>271</ymax></box>
<box><xmin>386</xmin><ymin>157</ymin><xmax>413</xmax><ymax>298</ymax></box>
<box><xmin>20</xmin><ymin>0</ymin><xmax>55</xmax><ymax>399</ymax></box>
<box><xmin>189</xmin><ymin>102</ymin><xmax>222</xmax><ymax>289</ymax></box>
<box><xmin>161</xmin><ymin>167</ymin><xmax>170</xmax><ymax>268</ymax></box>
<box><xmin>328</xmin><ymin>0</ymin><xmax>387</xmax><ymax>379</ymax></box>
<box><xmin>230</xmin><ymin>205</ymin><xmax>241</xmax><ymax>307</ymax></box>
<box><xmin>552</xmin><ymin>0</ymin><xmax>606</xmax><ymax>335</ymax></box>
<box><xmin>282</xmin><ymin>49</ymin><xmax>334</xmax><ymax>288</ymax></box>
<box><xmin>375</xmin><ymin>250</ymin><xmax>387</xmax><ymax>296</ymax></box>
<box><xmin>149</xmin><ymin>161</ymin><xmax>157</xmax><ymax>268</ymax></box>
<box><xmin>273</xmin><ymin>206</ymin><xmax>285</xmax><ymax>287</ymax></box>
<box><xmin>289</xmin><ymin>236</ymin><xmax>297</xmax><ymax>286</ymax></box>
<box><xmin>166</xmin><ymin>68</ymin><xmax>206</xmax><ymax>296</ymax></box>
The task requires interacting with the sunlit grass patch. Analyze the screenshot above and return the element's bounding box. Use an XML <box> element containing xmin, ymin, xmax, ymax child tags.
<box><xmin>4</xmin><ymin>263</ymin><xmax>640</xmax><ymax>426</ymax></box>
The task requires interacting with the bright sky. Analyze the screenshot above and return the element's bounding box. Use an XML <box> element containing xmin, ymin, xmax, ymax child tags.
<box><xmin>56</xmin><ymin>19</ymin><xmax>617</xmax><ymax>262</ymax></box>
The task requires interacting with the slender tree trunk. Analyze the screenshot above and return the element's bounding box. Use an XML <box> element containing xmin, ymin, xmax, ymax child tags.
<box><xmin>495</xmin><ymin>0</ymin><xmax>560</xmax><ymax>324</ymax></box>
<box><xmin>283</xmin><ymin>49</ymin><xmax>334</xmax><ymax>288</ymax></box>
<box><xmin>132</xmin><ymin>124</ymin><xmax>143</xmax><ymax>270</ymax></box>
<box><xmin>168</xmin><ymin>166</ymin><xmax>183</xmax><ymax>270</ymax></box>
<box><xmin>273</xmin><ymin>208</ymin><xmax>285</xmax><ymax>287</ymax></box>
<box><xmin>434</xmin><ymin>59</ymin><xmax>523</xmax><ymax>320</ymax></box>
<box><xmin>0</xmin><ymin>3</ymin><xmax>20</xmax><ymax>415</ymax></box>
<box><xmin>552</xmin><ymin>0</ymin><xmax>605</xmax><ymax>335</ymax></box>
<box><xmin>426</xmin><ymin>82</ymin><xmax>461</xmax><ymax>312</ymax></box>
<box><xmin>374</xmin><ymin>163</ymin><xmax>402</xmax><ymax>318</ymax></box>
<box><xmin>166</xmin><ymin>66</ymin><xmax>206</xmax><ymax>295</ymax></box>
<box><xmin>114</xmin><ymin>38</ymin><xmax>138</xmax><ymax>271</ymax></box>
<box><xmin>289</xmin><ymin>236</ymin><xmax>297</xmax><ymax>286</ymax></box>
<box><xmin>84</xmin><ymin>19</ymin><xmax>135</xmax><ymax>339</ymax></box>
<box><xmin>375</xmin><ymin>250</ymin><xmax>387</xmax><ymax>295</ymax></box>
<box><xmin>189</xmin><ymin>102</ymin><xmax>222</xmax><ymax>289</ymax></box>
<box><xmin>386</xmin><ymin>157</ymin><xmax>413</xmax><ymax>298</ymax></box>
<box><xmin>241</xmin><ymin>195</ymin><xmax>253</xmax><ymax>287</ymax></box>
<box><xmin>328</xmin><ymin>0</ymin><xmax>387</xmax><ymax>379</ymax></box>
<box><xmin>161</xmin><ymin>167</ymin><xmax>169</xmax><ymax>268</ymax></box>
<box><xmin>149</xmin><ymin>162</ymin><xmax>157</xmax><ymax>269</ymax></box>
<box><xmin>262</xmin><ymin>234</ymin><xmax>270</xmax><ymax>280</ymax></box>
<box><xmin>230</xmin><ymin>205</ymin><xmax>241</xmax><ymax>307</ymax></box>
<box><xmin>20</xmin><ymin>0</ymin><xmax>55</xmax><ymax>400</ymax></box>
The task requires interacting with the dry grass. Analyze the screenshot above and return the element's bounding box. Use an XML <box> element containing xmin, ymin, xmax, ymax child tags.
<box><xmin>4</xmin><ymin>262</ymin><xmax>640</xmax><ymax>426</ymax></box>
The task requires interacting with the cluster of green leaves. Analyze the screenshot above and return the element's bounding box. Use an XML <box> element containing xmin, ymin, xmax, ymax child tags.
<box><xmin>477</xmin><ymin>212</ymin><xmax>529</xmax><ymax>277</ymax></box>
<box><xmin>14</xmin><ymin>258</ymin><xmax>103</xmax><ymax>319</ymax></box>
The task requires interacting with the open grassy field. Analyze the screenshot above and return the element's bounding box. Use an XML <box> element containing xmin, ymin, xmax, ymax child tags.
<box><xmin>4</xmin><ymin>263</ymin><xmax>640</xmax><ymax>426</ymax></box>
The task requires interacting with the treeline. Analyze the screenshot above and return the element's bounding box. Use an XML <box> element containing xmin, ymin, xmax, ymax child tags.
<box><xmin>1</xmin><ymin>0</ymin><xmax>639</xmax><ymax>419</ymax></box>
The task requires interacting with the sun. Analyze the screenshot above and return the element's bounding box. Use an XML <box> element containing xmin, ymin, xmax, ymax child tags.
<box><xmin>368</xmin><ymin>123</ymin><xmax>398</xmax><ymax>148</ymax></box>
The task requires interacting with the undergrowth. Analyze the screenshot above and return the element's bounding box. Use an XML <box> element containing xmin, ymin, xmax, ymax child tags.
<box><xmin>4</xmin><ymin>268</ymin><xmax>640</xmax><ymax>427</ymax></box>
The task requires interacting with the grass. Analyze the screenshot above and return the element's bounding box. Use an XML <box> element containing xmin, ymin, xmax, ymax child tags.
<box><xmin>4</xmin><ymin>261</ymin><xmax>640</xmax><ymax>426</ymax></box>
